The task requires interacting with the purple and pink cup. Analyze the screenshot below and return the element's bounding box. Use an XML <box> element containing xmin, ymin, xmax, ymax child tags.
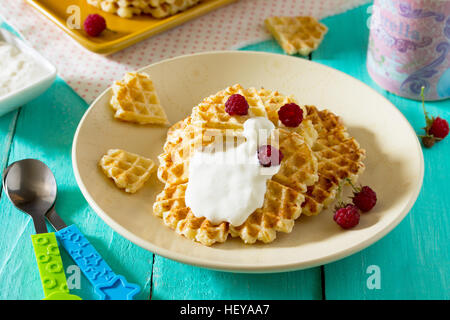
<box><xmin>367</xmin><ymin>0</ymin><xmax>450</xmax><ymax>101</ymax></box>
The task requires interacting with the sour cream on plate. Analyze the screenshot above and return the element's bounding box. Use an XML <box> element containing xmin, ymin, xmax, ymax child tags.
<box><xmin>185</xmin><ymin>117</ymin><xmax>280</xmax><ymax>226</ymax></box>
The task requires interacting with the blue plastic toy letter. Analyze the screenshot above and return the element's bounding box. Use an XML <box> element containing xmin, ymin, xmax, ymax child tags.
<box><xmin>55</xmin><ymin>225</ymin><xmax>140</xmax><ymax>300</ymax></box>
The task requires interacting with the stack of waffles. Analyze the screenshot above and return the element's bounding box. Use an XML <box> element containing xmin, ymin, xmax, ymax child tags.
<box><xmin>153</xmin><ymin>84</ymin><xmax>365</xmax><ymax>246</ymax></box>
<box><xmin>86</xmin><ymin>0</ymin><xmax>202</xmax><ymax>18</ymax></box>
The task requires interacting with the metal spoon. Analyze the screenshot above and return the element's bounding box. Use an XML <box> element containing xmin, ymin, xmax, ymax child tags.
<box><xmin>3</xmin><ymin>159</ymin><xmax>140</xmax><ymax>300</ymax></box>
<box><xmin>3</xmin><ymin>159</ymin><xmax>55</xmax><ymax>233</ymax></box>
<box><xmin>2</xmin><ymin>159</ymin><xmax>81</xmax><ymax>300</ymax></box>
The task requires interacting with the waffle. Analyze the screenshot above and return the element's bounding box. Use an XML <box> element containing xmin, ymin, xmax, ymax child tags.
<box><xmin>99</xmin><ymin>149</ymin><xmax>156</xmax><ymax>193</ymax></box>
<box><xmin>155</xmin><ymin>100</ymin><xmax>319</xmax><ymax>245</ymax></box>
<box><xmin>86</xmin><ymin>0</ymin><xmax>201</xmax><ymax>18</ymax></box>
<box><xmin>190</xmin><ymin>84</ymin><xmax>317</xmax><ymax>145</ymax></box>
<box><xmin>271</xmin><ymin>129</ymin><xmax>318</xmax><ymax>193</ymax></box>
<box><xmin>228</xmin><ymin>180</ymin><xmax>304</xmax><ymax>243</ymax></box>
<box><xmin>190</xmin><ymin>84</ymin><xmax>268</xmax><ymax>136</ymax></box>
<box><xmin>153</xmin><ymin>179</ymin><xmax>305</xmax><ymax>245</ymax></box>
<box><xmin>87</xmin><ymin>0</ymin><xmax>143</xmax><ymax>18</ymax></box>
<box><xmin>153</xmin><ymin>183</ymin><xmax>229</xmax><ymax>246</ymax></box>
<box><xmin>265</xmin><ymin>16</ymin><xmax>328</xmax><ymax>56</ymax></box>
<box><xmin>150</xmin><ymin>0</ymin><xmax>202</xmax><ymax>18</ymax></box>
<box><xmin>258</xmin><ymin>87</ymin><xmax>318</xmax><ymax>148</ymax></box>
<box><xmin>111</xmin><ymin>72</ymin><xmax>169</xmax><ymax>125</ymax></box>
<box><xmin>301</xmin><ymin>105</ymin><xmax>366</xmax><ymax>216</ymax></box>
<box><xmin>227</xmin><ymin>128</ymin><xmax>318</xmax><ymax>243</ymax></box>
<box><xmin>157</xmin><ymin>117</ymin><xmax>216</xmax><ymax>185</ymax></box>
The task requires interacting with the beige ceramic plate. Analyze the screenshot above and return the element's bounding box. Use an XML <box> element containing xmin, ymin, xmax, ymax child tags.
<box><xmin>72</xmin><ymin>51</ymin><xmax>424</xmax><ymax>273</ymax></box>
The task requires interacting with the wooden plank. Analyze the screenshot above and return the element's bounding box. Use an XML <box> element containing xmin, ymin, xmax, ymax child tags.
<box><xmin>0</xmin><ymin>22</ymin><xmax>21</xmax><ymax>171</ymax></box>
<box><xmin>0</xmin><ymin>78</ymin><xmax>153</xmax><ymax>299</ymax></box>
<box><xmin>150</xmin><ymin>41</ymin><xmax>322</xmax><ymax>301</ymax></box>
<box><xmin>0</xmin><ymin>112</ymin><xmax>20</xmax><ymax>300</ymax></box>
<box><xmin>0</xmin><ymin>111</ymin><xmax>18</xmax><ymax>173</ymax></box>
<box><xmin>311</xmin><ymin>4</ymin><xmax>450</xmax><ymax>299</ymax></box>
<box><xmin>152</xmin><ymin>256</ymin><xmax>322</xmax><ymax>300</ymax></box>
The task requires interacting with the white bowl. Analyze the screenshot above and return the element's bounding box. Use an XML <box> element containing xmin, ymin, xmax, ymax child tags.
<box><xmin>0</xmin><ymin>29</ymin><xmax>57</xmax><ymax>117</ymax></box>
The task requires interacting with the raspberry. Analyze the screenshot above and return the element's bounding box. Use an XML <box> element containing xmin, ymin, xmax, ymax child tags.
<box><xmin>421</xmin><ymin>136</ymin><xmax>435</xmax><ymax>148</ymax></box>
<box><xmin>429</xmin><ymin>117</ymin><xmax>449</xmax><ymax>139</ymax></box>
<box><xmin>225</xmin><ymin>94</ymin><xmax>249</xmax><ymax>116</ymax></box>
<box><xmin>418</xmin><ymin>86</ymin><xmax>448</xmax><ymax>148</ymax></box>
<box><xmin>333</xmin><ymin>204</ymin><xmax>360</xmax><ymax>229</ymax></box>
<box><xmin>84</xmin><ymin>14</ymin><xmax>106</xmax><ymax>37</ymax></box>
<box><xmin>352</xmin><ymin>186</ymin><xmax>377</xmax><ymax>212</ymax></box>
<box><xmin>278</xmin><ymin>103</ymin><xmax>303</xmax><ymax>127</ymax></box>
<box><xmin>257</xmin><ymin>145</ymin><xmax>283</xmax><ymax>167</ymax></box>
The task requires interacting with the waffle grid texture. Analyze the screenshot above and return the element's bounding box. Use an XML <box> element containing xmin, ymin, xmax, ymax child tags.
<box><xmin>99</xmin><ymin>149</ymin><xmax>156</xmax><ymax>193</ymax></box>
<box><xmin>265</xmin><ymin>16</ymin><xmax>328</xmax><ymax>56</ymax></box>
<box><xmin>111</xmin><ymin>72</ymin><xmax>169</xmax><ymax>125</ymax></box>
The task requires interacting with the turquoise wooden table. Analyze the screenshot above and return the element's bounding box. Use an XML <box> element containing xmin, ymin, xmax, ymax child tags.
<box><xmin>0</xmin><ymin>4</ymin><xmax>448</xmax><ymax>300</ymax></box>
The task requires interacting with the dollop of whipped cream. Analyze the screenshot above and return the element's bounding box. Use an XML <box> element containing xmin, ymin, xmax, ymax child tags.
<box><xmin>185</xmin><ymin>117</ymin><xmax>280</xmax><ymax>226</ymax></box>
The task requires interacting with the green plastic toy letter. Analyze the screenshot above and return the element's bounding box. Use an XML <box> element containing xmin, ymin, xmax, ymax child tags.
<box><xmin>31</xmin><ymin>233</ymin><xmax>79</xmax><ymax>300</ymax></box>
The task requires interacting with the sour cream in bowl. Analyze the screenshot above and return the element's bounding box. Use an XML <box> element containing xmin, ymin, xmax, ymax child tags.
<box><xmin>0</xmin><ymin>29</ymin><xmax>56</xmax><ymax>117</ymax></box>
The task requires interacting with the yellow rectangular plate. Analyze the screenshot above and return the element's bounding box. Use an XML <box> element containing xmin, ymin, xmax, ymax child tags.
<box><xmin>26</xmin><ymin>0</ymin><xmax>238</xmax><ymax>55</ymax></box>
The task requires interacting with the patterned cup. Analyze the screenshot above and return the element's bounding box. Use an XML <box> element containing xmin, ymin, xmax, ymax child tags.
<box><xmin>367</xmin><ymin>0</ymin><xmax>450</xmax><ymax>101</ymax></box>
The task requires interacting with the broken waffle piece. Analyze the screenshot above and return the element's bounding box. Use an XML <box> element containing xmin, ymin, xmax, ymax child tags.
<box><xmin>99</xmin><ymin>149</ymin><xmax>156</xmax><ymax>193</ymax></box>
<box><xmin>265</xmin><ymin>16</ymin><xmax>328</xmax><ymax>56</ymax></box>
<box><xmin>111</xmin><ymin>72</ymin><xmax>169</xmax><ymax>125</ymax></box>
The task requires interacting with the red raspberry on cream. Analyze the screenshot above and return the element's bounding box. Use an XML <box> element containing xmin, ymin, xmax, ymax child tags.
<box><xmin>257</xmin><ymin>145</ymin><xmax>283</xmax><ymax>167</ymax></box>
